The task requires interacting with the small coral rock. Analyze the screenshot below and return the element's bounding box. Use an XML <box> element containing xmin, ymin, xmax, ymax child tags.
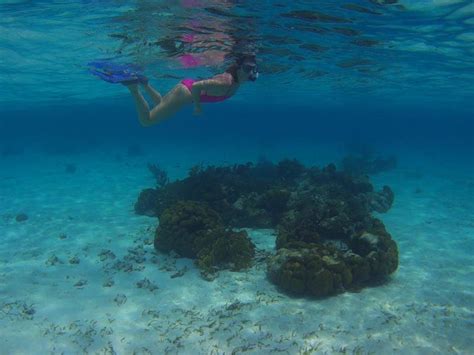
<box><xmin>267</xmin><ymin>247</ymin><xmax>351</xmax><ymax>297</ymax></box>
<box><xmin>15</xmin><ymin>213</ymin><xmax>28</xmax><ymax>222</ymax></box>
<box><xmin>267</xmin><ymin>222</ymin><xmax>398</xmax><ymax>297</ymax></box>
<box><xmin>154</xmin><ymin>201</ymin><xmax>255</xmax><ymax>277</ymax></box>
<box><xmin>154</xmin><ymin>200</ymin><xmax>222</xmax><ymax>258</ymax></box>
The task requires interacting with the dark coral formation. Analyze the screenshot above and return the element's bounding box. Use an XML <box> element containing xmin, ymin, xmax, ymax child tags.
<box><xmin>136</xmin><ymin>159</ymin><xmax>398</xmax><ymax>296</ymax></box>
<box><xmin>137</xmin><ymin>159</ymin><xmax>358</xmax><ymax>228</ymax></box>
<box><xmin>135</xmin><ymin>188</ymin><xmax>161</xmax><ymax>217</ymax></box>
<box><xmin>269</xmin><ymin>218</ymin><xmax>398</xmax><ymax>297</ymax></box>
<box><xmin>155</xmin><ymin>201</ymin><xmax>255</xmax><ymax>278</ymax></box>
<box><xmin>147</xmin><ymin>163</ymin><xmax>169</xmax><ymax>188</ymax></box>
<box><xmin>15</xmin><ymin>213</ymin><xmax>29</xmax><ymax>222</ymax></box>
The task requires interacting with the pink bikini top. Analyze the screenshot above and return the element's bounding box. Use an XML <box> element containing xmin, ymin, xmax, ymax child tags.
<box><xmin>181</xmin><ymin>78</ymin><xmax>231</xmax><ymax>103</ymax></box>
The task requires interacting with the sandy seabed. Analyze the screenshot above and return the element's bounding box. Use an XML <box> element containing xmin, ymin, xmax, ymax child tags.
<box><xmin>1</xmin><ymin>145</ymin><xmax>473</xmax><ymax>354</ymax></box>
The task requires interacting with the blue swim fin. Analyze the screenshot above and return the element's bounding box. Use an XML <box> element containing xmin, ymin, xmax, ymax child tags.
<box><xmin>88</xmin><ymin>61</ymin><xmax>148</xmax><ymax>84</ymax></box>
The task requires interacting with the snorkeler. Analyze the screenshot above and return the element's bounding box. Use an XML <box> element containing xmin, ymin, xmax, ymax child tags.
<box><xmin>100</xmin><ymin>56</ymin><xmax>255</xmax><ymax>127</ymax></box>
<box><xmin>89</xmin><ymin>56</ymin><xmax>258</xmax><ymax>127</ymax></box>
<box><xmin>89</xmin><ymin>56</ymin><xmax>258</xmax><ymax>126</ymax></box>
<box><xmin>88</xmin><ymin>0</ymin><xmax>258</xmax><ymax>127</ymax></box>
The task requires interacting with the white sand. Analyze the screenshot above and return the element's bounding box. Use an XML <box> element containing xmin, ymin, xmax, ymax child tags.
<box><xmin>0</xmin><ymin>146</ymin><xmax>473</xmax><ymax>354</ymax></box>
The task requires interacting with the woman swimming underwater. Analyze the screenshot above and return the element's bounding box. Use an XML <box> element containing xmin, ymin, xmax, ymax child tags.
<box><xmin>125</xmin><ymin>55</ymin><xmax>258</xmax><ymax>127</ymax></box>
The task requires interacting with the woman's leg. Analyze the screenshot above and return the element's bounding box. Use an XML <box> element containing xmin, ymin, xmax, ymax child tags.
<box><xmin>126</xmin><ymin>83</ymin><xmax>192</xmax><ymax>127</ymax></box>
<box><xmin>126</xmin><ymin>84</ymin><xmax>153</xmax><ymax>126</ymax></box>
<box><xmin>149</xmin><ymin>84</ymin><xmax>193</xmax><ymax>124</ymax></box>
<box><xmin>143</xmin><ymin>83</ymin><xmax>162</xmax><ymax>105</ymax></box>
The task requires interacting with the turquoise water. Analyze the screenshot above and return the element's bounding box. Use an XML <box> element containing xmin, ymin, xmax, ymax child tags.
<box><xmin>1</xmin><ymin>1</ymin><xmax>473</xmax><ymax>354</ymax></box>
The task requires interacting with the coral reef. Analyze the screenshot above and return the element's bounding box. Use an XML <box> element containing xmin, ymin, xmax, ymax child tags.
<box><xmin>268</xmin><ymin>217</ymin><xmax>398</xmax><ymax>297</ymax></box>
<box><xmin>267</xmin><ymin>246</ymin><xmax>352</xmax><ymax>297</ymax></box>
<box><xmin>134</xmin><ymin>188</ymin><xmax>161</xmax><ymax>217</ymax></box>
<box><xmin>147</xmin><ymin>163</ymin><xmax>169</xmax><ymax>188</ymax></box>
<box><xmin>136</xmin><ymin>159</ymin><xmax>398</xmax><ymax>297</ymax></box>
<box><xmin>369</xmin><ymin>185</ymin><xmax>394</xmax><ymax>213</ymax></box>
<box><xmin>154</xmin><ymin>201</ymin><xmax>255</xmax><ymax>278</ymax></box>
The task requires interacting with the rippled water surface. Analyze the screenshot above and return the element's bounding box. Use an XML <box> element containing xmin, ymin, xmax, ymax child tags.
<box><xmin>1</xmin><ymin>0</ymin><xmax>473</xmax><ymax>107</ymax></box>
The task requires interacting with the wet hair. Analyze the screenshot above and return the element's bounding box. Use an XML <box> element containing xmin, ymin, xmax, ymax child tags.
<box><xmin>225</xmin><ymin>54</ymin><xmax>256</xmax><ymax>83</ymax></box>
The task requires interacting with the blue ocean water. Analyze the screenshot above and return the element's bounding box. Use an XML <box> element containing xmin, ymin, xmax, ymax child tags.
<box><xmin>1</xmin><ymin>1</ymin><xmax>473</xmax><ymax>353</ymax></box>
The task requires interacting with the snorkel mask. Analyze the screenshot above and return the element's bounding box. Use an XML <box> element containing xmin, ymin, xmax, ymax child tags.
<box><xmin>242</xmin><ymin>62</ymin><xmax>259</xmax><ymax>81</ymax></box>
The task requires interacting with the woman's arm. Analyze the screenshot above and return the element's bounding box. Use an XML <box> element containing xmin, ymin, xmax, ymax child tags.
<box><xmin>190</xmin><ymin>75</ymin><xmax>234</xmax><ymax>114</ymax></box>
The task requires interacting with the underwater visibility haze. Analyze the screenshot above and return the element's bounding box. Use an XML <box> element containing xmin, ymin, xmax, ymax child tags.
<box><xmin>0</xmin><ymin>0</ymin><xmax>473</xmax><ymax>354</ymax></box>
